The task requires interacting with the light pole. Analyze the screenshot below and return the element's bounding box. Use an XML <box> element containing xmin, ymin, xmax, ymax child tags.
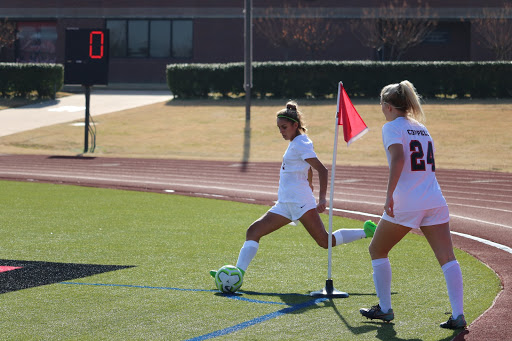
<box><xmin>244</xmin><ymin>0</ymin><xmax>252</xmax><ymax>122</ymax></box>
<box><xmin>242</xmin><ymin>0</ymin><xmax>253</xmax><ymax>167</ymax></box>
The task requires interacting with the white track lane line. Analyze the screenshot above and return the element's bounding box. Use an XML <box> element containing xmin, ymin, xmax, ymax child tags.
<box><xmin>448</xmin><ymin>203</ymin><xmax>512</xmax><ymax>214</ymax></box>
<box><xmin>450</xmin><ymin>214</ymin><xmax>510</xmax><ymax>229</ymax></box>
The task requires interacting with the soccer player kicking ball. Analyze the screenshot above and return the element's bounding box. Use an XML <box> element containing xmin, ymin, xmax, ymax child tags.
<box><xmin>210</xmin><ymin>101</ymin><xmax>376</xmax><ymax>284</ymax></box>
<box><xmin>359</xmin><ymin>81</ymin><xmax>466</xmax><ymax>330</ymax></box>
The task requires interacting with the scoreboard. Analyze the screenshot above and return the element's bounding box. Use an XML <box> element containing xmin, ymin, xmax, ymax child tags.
<box><xmin>64</xmin><ymin>28</ymin><xmax>109</xmax><ymax>85</ymax></box>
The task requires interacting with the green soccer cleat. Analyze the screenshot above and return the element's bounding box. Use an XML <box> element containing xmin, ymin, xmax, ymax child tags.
<box><xmin>440</xmin><ymin>314</ymin><xmax>467</xmax><ymax>329</ymax></box>
<box><xmin>360</xmin><ymin>304</ymin><xmax>394</xmax><ymax>322</ymax></box>
<box><xmin>363</xmin><ymin>220</ymin><xmax>377</xmax><ymax>238</ymax></box>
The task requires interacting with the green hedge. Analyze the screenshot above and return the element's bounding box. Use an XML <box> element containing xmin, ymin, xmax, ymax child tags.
<box><xmin>166</xmin><ymin>61</ymin><xmax>512</xmax><ymax>99</ymax></box>
<box><xmin>0</xmin><ymin>63</ymin><xmax>64</xmax><ymax>99</ymax></box>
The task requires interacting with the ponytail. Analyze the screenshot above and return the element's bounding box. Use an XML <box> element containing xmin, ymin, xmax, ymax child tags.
<box><xmin>400</xmin><ymin>81</ymin><xmax>426</xmax><ymax>124</ymax></box>
<box><xmin>380</xmin><ymin>80</ymin><xmax>426</xmax><ymax>123</ymax></box>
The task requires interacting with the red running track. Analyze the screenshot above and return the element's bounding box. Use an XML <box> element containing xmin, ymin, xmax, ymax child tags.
<box><xmin>0</xmin><ymin>154</ymin><xmax>511</xmax><ymax>340</ymax></box>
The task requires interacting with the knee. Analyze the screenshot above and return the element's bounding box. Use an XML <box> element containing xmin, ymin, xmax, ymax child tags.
<box><xmin>368</xmin><ymin>243</ymin><xmax>387</xmax><ymax>259</ymax></box>
<box><xmin>368</xmin><ymin>244</ymin><xmax>375</xmax><ymax>258</ymax></box>
<box><xmin>316</xmin><ymin>241</ymin><xmax>329</xmax><ymax>249</ymax></box>
<box><xmin>246</xmin><ymin>222</ymin><xmax>261</xmax><ymax>241</ymax></box>
<box><xmin>438</xmin><ymin>254</ymin><xmax>457</xmax><ymax>267</ymax></box>
<box><xmin>315</xmin><ymin>236</ymin><xmax>329</xmax><ymax>249</ymax></box>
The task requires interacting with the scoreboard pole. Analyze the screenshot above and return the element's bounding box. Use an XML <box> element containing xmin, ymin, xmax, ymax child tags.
<box><xmin>84</xmin><ymin>85</ymin><xmax>91</xmax><ymax>153</ymax></box>
<box><xmin>64</xmin><ymin>28</ymin><xmax>109</xmax><ymax>154</ymax></box>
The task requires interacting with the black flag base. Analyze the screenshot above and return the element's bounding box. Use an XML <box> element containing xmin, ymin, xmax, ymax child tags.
<box><xmin>310</xmin><ymin>279</ymin><xmax>349</xmax><ymax>298</ymax></box>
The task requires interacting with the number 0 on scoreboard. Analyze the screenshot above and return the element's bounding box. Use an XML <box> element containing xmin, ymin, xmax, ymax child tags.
<box><xmin>65</xmin><ymin>28</ymin><xmax>110</xmax><ymax>85</ymax></box>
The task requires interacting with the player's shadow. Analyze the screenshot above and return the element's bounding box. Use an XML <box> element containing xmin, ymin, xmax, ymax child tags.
<box><xmin>219</xmin><ymin>290</ymin><xmax>331</xmax><ymax>315</ymax></box>
<box><xmin>329</xmin><ymin>299</ymin><xmax>461</xmax><ymax>341</ymax></box>
<box><xmin>327</xmin><ymin>299</ymin><xmax>414</xmax><ymax>340</ymax></box>
<box><xmin>223</xmin><ymin>290</ymin><xmax>317</xmax><ymax>304</ymax></box>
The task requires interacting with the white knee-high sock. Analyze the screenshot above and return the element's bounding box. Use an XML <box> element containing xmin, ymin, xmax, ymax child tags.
<box><xmin>333</xmin><ymin>229</ymin><xmax>366</xmax><ymax>245</ymax></box>
<box><xmin>442</xmin><ymin>260</ymin><xmax>464</xmax><ymax>317</ymax></box>
<box><xmin>236</xmin><ymin>240</ymin><xmax>259</xmax><ymax>272</ymax></box>
<box><xmin>372</xmin><ymin>258</ymin><xmax>392</xmax><ymax>313</ymax></box>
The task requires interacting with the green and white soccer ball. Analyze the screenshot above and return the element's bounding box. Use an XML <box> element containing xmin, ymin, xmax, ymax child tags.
<box><xmin>215</xmin><ymin>265</ymin><xmax>243</xmax><ymax>293</ymax></box>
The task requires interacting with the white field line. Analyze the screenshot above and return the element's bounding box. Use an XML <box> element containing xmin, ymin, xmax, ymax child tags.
<box><xmin>331</xmin><ymin>208</ymin><xmax>381</xmax><ymax>218</ymax></box>
<box><xmin>332</xmin><ymin>209</ymin><xmax>512</xmax><ymax>255</ymax></box>
<box><xmin>451</xmin><ymin>231</ymin><xmax>512</xmax><ymax>255</ymax></box>
<box><xmin>2</xmin><ymin>170</ymin><xmax>511</xmax><ymax>257</ymax></box>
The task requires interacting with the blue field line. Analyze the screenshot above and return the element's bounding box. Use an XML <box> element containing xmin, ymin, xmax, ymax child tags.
<box><xmin>60</xmin><ymin>281</ymin><xmax>218</xmax><ymax>292</ymax></box>
<box><xmin>61</xmin><ymin>281</ymin><xmax>328</xmax><ymax>339</ymax></box>
<box><xmin>223</xmin><ymin>294</ymin><xmax>288</xmax><ymax>305</ymax></box>
<box><xmin>185</xmin><ymin>297</ymin><xmax>328</xmax><ymax>341</ymax></box>
<box><xmin>60</xmin><ymin>282</ymin><xmax>289</xmax><ymax>305</ymax></box>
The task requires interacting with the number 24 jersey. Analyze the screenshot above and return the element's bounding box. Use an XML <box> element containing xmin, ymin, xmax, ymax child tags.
<box><xmin>382</xmin><ymin>117</ymin><xmax>447</xmax><ymax>212</ymax></box>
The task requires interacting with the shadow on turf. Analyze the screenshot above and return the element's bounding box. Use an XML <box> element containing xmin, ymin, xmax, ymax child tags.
<box><xmin>216</xmin><ymin>290</ymin><xmax>396</xmax><ymax>309</ymax></box>
<box><xmin>329</xmin><ymin>299</ymin><xmax>462</xmax><ymax>341</ymax></box>
<box><xmin>216</xmin><ymin>290</ymin><xmax>316</xmax><ymax>307</ymax></box>
<box><xmin>213</xmin><ymin>290</ymin><xmax>461</xmax><ymax>340</ymax></box>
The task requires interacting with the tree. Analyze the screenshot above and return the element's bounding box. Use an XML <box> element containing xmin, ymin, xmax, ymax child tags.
<box><xmin>472</xmin><ymin>2</ymin><xmax>512</xmax><ymax>60</ymax></box>
<box><xmin>350</xmin><ymin>0</ymin><xmax>437</xmax><ymax>61</ymax></box>
<box><xmin>254</xmin><ymin>1</ymin><xmax>343</xmax><ymax>59</ymax></box>
<box><xmin>0</xmin><ymin>18</ymin><xmax>16</xmax><ymax>53</ymax></box>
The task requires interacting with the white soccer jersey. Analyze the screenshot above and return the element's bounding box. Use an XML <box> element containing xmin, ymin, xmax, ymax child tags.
<box><xmin>382</xmin><ymin>117</ymin><xmax>447</xmax><ymax>212</ymax></box>
<box><xmin>278</xmin><ymin>134</ymin><xmax>317</xmax><ymax>203</ymax></box>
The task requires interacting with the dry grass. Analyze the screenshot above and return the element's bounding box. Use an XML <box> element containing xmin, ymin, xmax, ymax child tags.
<box><xmin>1</xmin><ymin>98</ymin><xmax>511</xmax><ymax>172</ymax></box>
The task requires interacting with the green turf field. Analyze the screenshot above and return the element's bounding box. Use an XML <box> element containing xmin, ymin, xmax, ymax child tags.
<box><xmin>0</xmin><ymin>180</ymin><xmax>500</xmax><ymax>340</ymax></box>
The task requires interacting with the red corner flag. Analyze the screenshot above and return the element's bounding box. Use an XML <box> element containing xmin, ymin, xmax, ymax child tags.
<box><xmin>337</xmin><ymin>82</ymin><xmax>368</xmax><ymax>146</ymax></box>
<box><xmin>312</xmin><ymin>81</ymin><xmax>370</xmax><ymax>294</ymax></box>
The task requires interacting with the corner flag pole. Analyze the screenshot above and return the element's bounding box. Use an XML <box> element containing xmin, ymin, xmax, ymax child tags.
<box><xmin>311</xmin><ymin>82</ymin><xmax>348</xmax><ymax>298</ymax></box>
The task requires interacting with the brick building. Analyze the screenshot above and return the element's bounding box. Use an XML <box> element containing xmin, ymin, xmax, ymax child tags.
<box><xmin>0</xmin><ymin>0</ymin><xmax>508</xmax><ymax>84</ymax></box>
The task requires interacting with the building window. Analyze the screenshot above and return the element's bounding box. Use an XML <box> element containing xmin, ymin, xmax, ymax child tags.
<box><xmin>424</xmin><ymin>29</ymin><xmax>450</xmax><ymax>44</ymax></box>
<box><xmin>107</xmin><ymin>20</ymin><xmax>127</xmax><ymax>57</ymax></box>
<box><xmin>106</xmin><ymin>19</ymin><xmax>192</xmax><ymax>59</ymax></box>
<box><xmin>150</xmin><ymin>20</ymin><xmax>171</xmax><ymax>58</ymax></box>
<box><xmin>128</xmin><ymin>20</ymin><xmax>148</xmax><ymax>57</ymax></box>
<box><xmin>172</xmin><ymin>20</ymin><xmax>193</xmax><ymax>58</ymax></box>
<box><xmin>16</xmin><ymin>22</ymin><xmax>57</xmax><ymax>63</ymax></box>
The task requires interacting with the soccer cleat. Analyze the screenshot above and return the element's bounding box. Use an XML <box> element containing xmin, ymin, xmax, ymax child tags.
<box><xmin>360</xmin><ymin>304</ymin><xmax>394</xmax><ymax>322</ymax></box>
<box><xmin>363</xmin><ymin>220</ymin><xmax>377</xmax><ymax>238</ymax></box>
<box><xmin>440</xmin><ymin>314</ymin><xmax>467</xmax><ymax>329</ymax></box>
<box><xmin>210</xmin><ymin>267</ymin><xmax>245</xmax><ymax>279</ymax></box>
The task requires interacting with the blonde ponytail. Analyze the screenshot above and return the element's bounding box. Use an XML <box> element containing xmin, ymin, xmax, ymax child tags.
<box><xmin>380</xmin><ymin>80</ymin><xmax>426</xmax><ymax>123</ymax></box>
<box><xmin>400</xmin><ymin>80</ymin><xmax>426</xmax><ymax>124</ymax></box>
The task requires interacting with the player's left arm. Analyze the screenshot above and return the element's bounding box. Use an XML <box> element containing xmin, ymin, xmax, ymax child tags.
<box><xmin>385</xmin><ymin>143</ymin><xmax>405</xmax><ymax>217</ymax></box>
<box><xmin>305</xmin><ymin>158</ymin><xmax>328</xmax><ymax>213</ymax></box>
<box><xmin>307</xmin><ymin>167</ymin><xmax>314</xmax><ymax>191</ymax></box>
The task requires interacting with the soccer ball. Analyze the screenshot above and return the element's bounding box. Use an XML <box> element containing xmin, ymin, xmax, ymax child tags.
<box><xmin>214</xmin><ymin>265</ymin><xmax>243</xmax><ymax>293</ymax></box>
